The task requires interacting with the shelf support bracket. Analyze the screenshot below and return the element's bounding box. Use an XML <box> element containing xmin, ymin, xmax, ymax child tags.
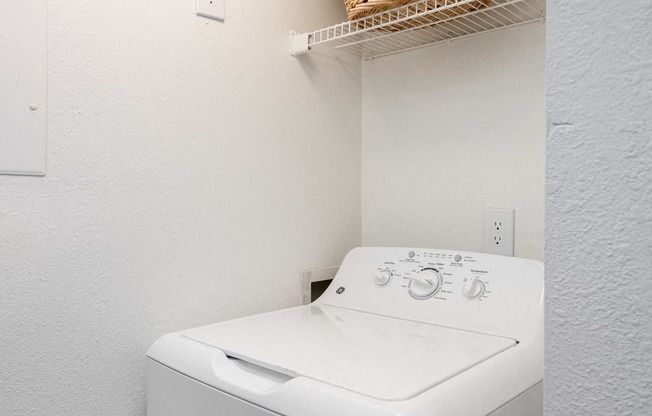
<box><xmin>290</xmin><ymin>31</ymin><xmax>311</xmax><ymax>56</ymax></box>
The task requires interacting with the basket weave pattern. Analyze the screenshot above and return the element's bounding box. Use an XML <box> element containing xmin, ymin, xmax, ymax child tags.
<box><xmin>345</xmin><ymin>0</ymin><xmax>492</xmax><ymax>21</ymax></box>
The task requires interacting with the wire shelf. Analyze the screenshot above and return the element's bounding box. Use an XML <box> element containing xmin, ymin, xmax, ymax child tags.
<box><xmin>291</xmin><ymin>0</ymin><xmax>546</xmax><ymax>60</ymax></box>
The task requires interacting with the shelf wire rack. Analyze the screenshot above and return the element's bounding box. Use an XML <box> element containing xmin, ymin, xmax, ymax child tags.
<box><xmin>291</xmin><ymin>0</ymin><xmax>546</xmax><ymax>60</ymax></box>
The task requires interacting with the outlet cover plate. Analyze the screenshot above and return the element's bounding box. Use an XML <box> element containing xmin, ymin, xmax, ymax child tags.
<box><xmin>196</xmin><ymin>0</ymin><xmax>224</xmax><ymax>21</ymax></box>
<box><xmin>483</xmin><ymin>208</ymin><xmax>515</xmax><ymax>257</ymax></box>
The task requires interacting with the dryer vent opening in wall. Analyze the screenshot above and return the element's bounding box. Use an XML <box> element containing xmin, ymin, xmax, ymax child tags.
<box><xmin>300</xmin><ymin>267</ymin><xmax>339</xmax><ymax>305</ymax></box>
<box><xmin>311</xmin><ymin>280</ymin><xmax>333</xmax><ymax>302</ymax></box>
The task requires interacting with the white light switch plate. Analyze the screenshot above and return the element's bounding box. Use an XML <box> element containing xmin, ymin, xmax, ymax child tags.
<box><xmin>483</xmin><ymin>208</ymin><xmax>515</xmax><ymax>257</ymax></box>
<box><xmin>196</xmin><ymin>0</ymin><xmax>224</xmax><ymax>21</ymax></box>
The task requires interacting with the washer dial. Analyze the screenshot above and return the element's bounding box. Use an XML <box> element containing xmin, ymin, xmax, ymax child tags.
<box><xmin>408</xmin><ymin>268</ymin><xmax>442</xmax><ymax>299</ymax></box>
<box><xmin>374</xmin><ymin>269</ymin><xmax>392</xmax><ymax>286</ymax></box>
<box><xmin>463</xmin><ymin>277</ymin><xmax>486</xmax><ymax>299</ymax></box>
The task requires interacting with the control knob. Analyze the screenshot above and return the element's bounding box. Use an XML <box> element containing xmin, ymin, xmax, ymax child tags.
<box><xmin>408</xmin><ymin>268</ymin><xmax>442</xmax><ymax>299</ymax></box>
<box><xmin>463</xmin><ymin>277</ymin><xmax>486</xmax><ymax>299</ymax></box>
<box><xmin>374</xmin><ymin>269</ymin><xmax>392</xmax><ymax>286</ymax></box>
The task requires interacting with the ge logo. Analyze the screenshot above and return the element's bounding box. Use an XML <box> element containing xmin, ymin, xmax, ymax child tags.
<box><xmin>336</xmin><ymin>287</ymin><xmax>346</xmax><ymax>294</ymax></box>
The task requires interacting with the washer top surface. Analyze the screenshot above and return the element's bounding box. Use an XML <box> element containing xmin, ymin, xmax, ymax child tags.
<box><xmin>184</xmin><ymin>304</ymin><xmax>516</xmax><ymax>401</ymax></box>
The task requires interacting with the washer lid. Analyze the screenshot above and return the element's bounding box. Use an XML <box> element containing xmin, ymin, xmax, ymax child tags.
<box><xmin>184</xmin><ymin>305</ymin><xmax>515</xmax><ymax>401</ymax></box>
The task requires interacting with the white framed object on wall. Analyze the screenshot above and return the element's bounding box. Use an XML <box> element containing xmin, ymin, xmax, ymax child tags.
<box><xmin>0</xmin><ymin>0</ymin><xmax>47</xmax><ymax>176</ymax></box>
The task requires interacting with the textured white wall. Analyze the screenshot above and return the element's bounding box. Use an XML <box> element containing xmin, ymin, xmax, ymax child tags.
<box><xmin>0</xmin><ymin>1</ymin><xmax>360</xmax><ymax>415</ymax></box>
<box><xmin>546</xmin><ymin>1</ymin><xmax>652</xmax><ymax>415</ymax></box>
<box><xmin>361</xmin><ymin>23</ymin><xmax>546</xmax><ymax>260</ymax></box>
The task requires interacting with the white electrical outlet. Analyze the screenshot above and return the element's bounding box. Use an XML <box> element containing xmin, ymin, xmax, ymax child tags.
<box><xmin>196</xmin><ymin>0</ymin><xmax>225</xmax><ymax>21</ymax></box>
<box><xmin>483</xmin><ymin>208</ymin><xmax>515</xmax><ymax>257</ymax></box>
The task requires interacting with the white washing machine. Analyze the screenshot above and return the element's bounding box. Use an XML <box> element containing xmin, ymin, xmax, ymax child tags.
<box><xmin>147</xmin><ymin>247</ymin><xmax>543</xmax><ymax>416</ymax></box>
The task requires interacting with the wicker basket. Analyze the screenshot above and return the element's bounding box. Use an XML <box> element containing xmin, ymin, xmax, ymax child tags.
<box><xmin>345</xmin><ymin>0</ymin><xmax>492</xmax><ymax>22</ymax></box>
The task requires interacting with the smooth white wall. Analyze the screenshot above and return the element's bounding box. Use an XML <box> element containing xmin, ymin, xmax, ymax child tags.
<box><xmin>0</xmin><ymin>2</ymin><xmax>360</xmax><ymax>415</ymax></box>
<box><xmin>546</xmin><ymin>1</ymin><xmax>652</xmax><ymax>414</ymax></box>
<box><xmin>361</xmin><ymin>23</ymin><xmax>546</xmax><ymax>260</ymax></box>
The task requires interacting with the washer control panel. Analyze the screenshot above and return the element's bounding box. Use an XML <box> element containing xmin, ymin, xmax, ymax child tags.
<box><xmin>317</xmin><ymin>247</ymin><xmax>544</xmax><ymax>340</ymax></box>
<box><xmin>374</xmin><ymin>250</ymin><xmax>493</xmax><ymax>302</ymax></box>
